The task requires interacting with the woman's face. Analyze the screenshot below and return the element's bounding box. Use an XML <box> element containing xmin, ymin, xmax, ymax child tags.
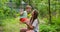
<box><xmin>31</xmin><ymin>11</ymin><xmax>34</xmax><ymax>17</ymax></box>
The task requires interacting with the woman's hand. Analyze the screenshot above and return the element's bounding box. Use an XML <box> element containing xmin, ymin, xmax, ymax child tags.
<box><xmin>23</xmin><ymin>19</ymin><xmax>34</xmax><ymax>30</ymax></box>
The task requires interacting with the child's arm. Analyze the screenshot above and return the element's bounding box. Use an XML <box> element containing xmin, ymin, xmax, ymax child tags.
<box><xmin>20</xmin><ymin>12</ymin><xmax>24</xmax><ymax>15</ymax></box>
<box><xmin>20</xmin><ymin>9</ymin><xmax>24</xmax><ymax>16</ymax></box>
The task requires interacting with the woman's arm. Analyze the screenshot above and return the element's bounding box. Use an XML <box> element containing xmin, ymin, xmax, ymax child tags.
<box><xmin>25</xmin><ymin>19</ymin><xmax>38</xmax><ymax>30</ymax></box>
<box><xmin>26</xmin><ymin>23</ymin><xmax>34</xmax><ymax>30</ymax></box>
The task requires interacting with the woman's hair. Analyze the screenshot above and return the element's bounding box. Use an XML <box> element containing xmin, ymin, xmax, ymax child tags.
<box><xmin>33</xmin><ymin>9</ymin><xmax>38</xmax><ymax>19</ymax></box>
<box><xmin>30</xmin><ymin>9</ymin><xmax>38</xmax><ymax>24</ymax></box>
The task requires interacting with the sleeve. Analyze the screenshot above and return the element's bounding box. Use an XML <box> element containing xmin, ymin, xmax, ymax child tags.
<box><xmin>23</xmin><ymin>11</ymin><xmax>27</xmax><ymax>18</ymax></box>
<box><xmin>32</xmin><ymin>19</ymin><xmax>38</xmax><ymax>27</ymax></box>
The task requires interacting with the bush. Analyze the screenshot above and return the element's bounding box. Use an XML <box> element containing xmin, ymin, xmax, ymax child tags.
<box><xmin>40</xmin><ymin>24</ymin><xmax>60</xmax><ymax>32</ymax></box>
<box><xmin>52</xmin><ymin>16</ymin><xmax>60</xmax><ymax>25</ymax></box>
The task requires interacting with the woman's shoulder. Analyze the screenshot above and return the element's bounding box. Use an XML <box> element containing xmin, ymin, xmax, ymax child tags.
<box><xmin>34</xmin><ymin>19</ymin><xmax>38</xmax><ymax>21</ymax></box>
<box><xmin>34</xmin><ymin>19</ymin><xmax>39</xmax><ymax>24</ymax></box>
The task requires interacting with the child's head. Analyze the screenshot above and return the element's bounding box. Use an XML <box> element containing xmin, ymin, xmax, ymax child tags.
<box><xmin>26</xmin><ymin>5</ymin><xmax>32</xmax><ymax>13</ymax></box>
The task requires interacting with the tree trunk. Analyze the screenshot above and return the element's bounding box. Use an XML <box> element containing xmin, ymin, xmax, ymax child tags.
<box><xmin>48</xmin><ymin>0</ymin><xmax>52</xmax><ymax>24</ymax></box>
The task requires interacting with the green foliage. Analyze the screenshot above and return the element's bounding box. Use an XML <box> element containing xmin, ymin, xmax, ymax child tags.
<box><xmin>2</xmin><ymin>18</ymin><xmax>20</xmax><ymax>32</ymax></box>
<box><xmin>12</xmin><ymin>0</ymin><xmax>21</xmax><ymax>7</ymax></box>
<box><xmin>0</xmin><ymin>0</ymin><xmax>60</xmax><ymax>32</ymax></box>
<box><xmin>0</xmin><ymin>0</ymin><xmax>20</xmax><ymax>26</ymax></box>
<box><xmin>26</xmin><ymin>0</ymin><xmax>60</xmax><ymax>19</ymax></box>
<box><xmin>40</xmin><ymin>24</ymin><xmax>60</xmax><ymax>32</ymax></box>
<box><xmin>52</xmin><ymin>16</ymin><xmax>60</xmax><ymax>25</ymax></box>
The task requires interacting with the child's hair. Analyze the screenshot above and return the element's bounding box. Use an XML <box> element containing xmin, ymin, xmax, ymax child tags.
<box><xmin>26</xmin><ymin>5</ymin><xmax>32</xmax><ymax>9</ymax></box>
<box><xmin>30</xmin><ymin>9</ymin><xmax>38</xmax><ymax>24</ymax></box>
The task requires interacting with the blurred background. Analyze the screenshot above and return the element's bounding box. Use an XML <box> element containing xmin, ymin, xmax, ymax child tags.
<box><xmin>0</xmin><ymin>0</ymin><xmax>60</xmax><ymax>32</ymax></box>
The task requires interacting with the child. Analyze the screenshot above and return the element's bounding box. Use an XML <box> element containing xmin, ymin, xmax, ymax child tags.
<box><xmin>20</xmin><ymin>5</ymin><xmax>32</xmax><ymax>23</ymax></box>
<box><xmin>20</xmin><ymin>8</ymin><xmax>27</xmax><ymax>23</ymax></box>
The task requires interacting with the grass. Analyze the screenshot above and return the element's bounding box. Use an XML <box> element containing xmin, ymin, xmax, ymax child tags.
<box><xmin>2</xmin><ymin>17</ymin><xmax>20</xmax><ymax>32</ymax></box>
<box><xmin>1</xmin><ymin>17</ymin><xmax>60</xmax><ymax>32</ymax></box>
<box><xmin>1</xmin><ymin>17</ymin><xmax>41</xmax><ymax>32</ymax></box>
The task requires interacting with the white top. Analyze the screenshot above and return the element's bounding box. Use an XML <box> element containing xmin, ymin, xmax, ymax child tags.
<box><xmin>32</xmin><ymin>19</ymin><xmax>39</xmax><ymax>32</ymax></box>
<box><xmin>20</xmin><ymin>11</ymin><xmax>27</xmax><ymax>18</ymax></box>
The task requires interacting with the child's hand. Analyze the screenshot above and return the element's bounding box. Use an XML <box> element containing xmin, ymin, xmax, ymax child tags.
<box><xmin>20</xmin><ymin>12</ymin><xmax>24</xmax><ymax>15</ymax></box>
<box><xmin>24</xmin><ymin>19</ymin><xmax>30</xmax><ymax>25</ymax></box>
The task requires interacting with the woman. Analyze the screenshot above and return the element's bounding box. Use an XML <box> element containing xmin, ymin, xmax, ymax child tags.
<box><xmin>20</xmin><ymin>9</ymin><xmax>39</xmax><ymax>32</ymax></box>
